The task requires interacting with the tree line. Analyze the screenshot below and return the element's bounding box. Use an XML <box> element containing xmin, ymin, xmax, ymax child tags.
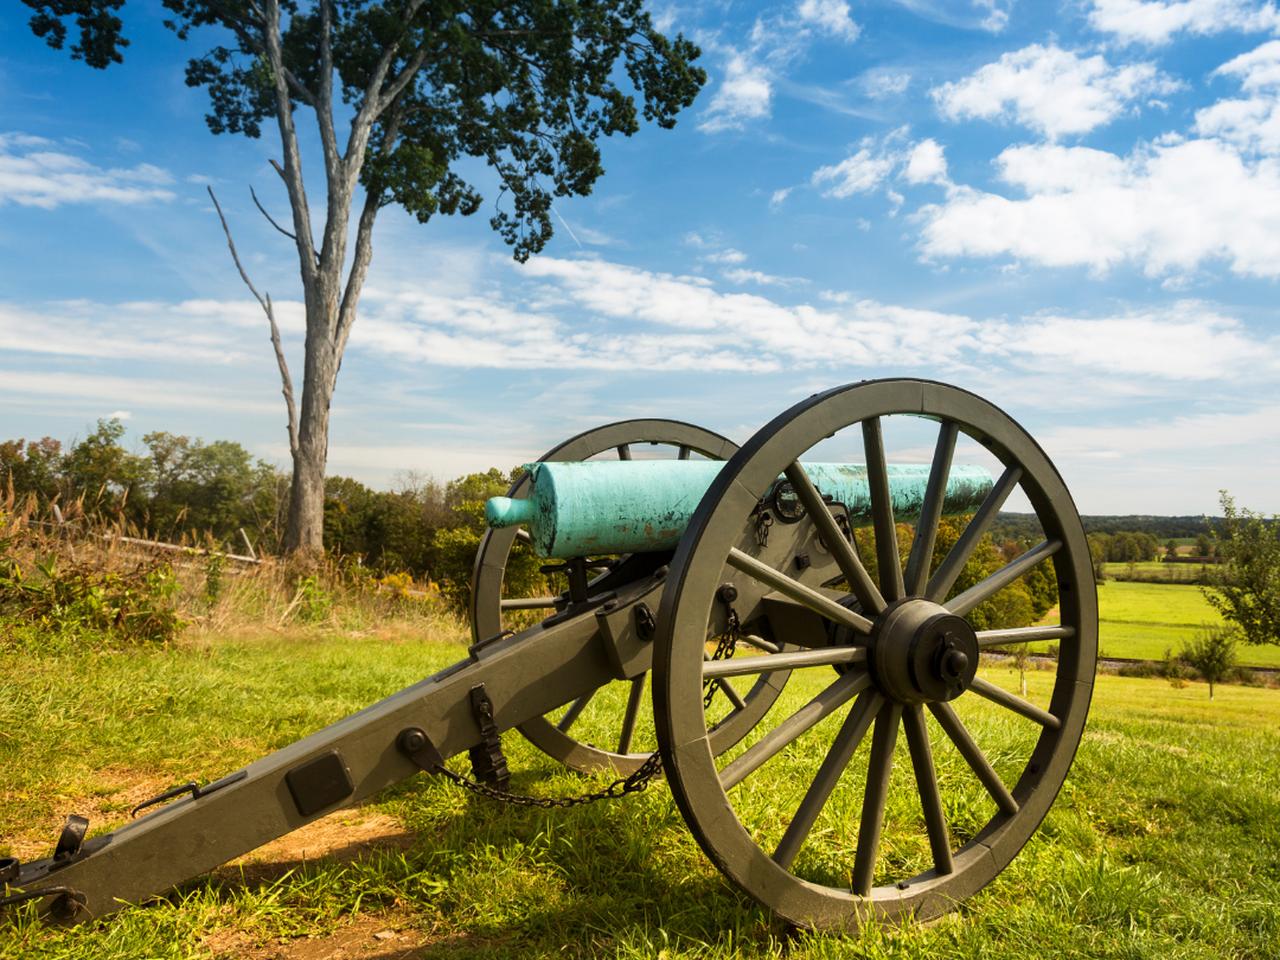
<box><xmin>0</xmin><ymin>420</ymin><xmax>534</xmax><ymax>601</ymax></box>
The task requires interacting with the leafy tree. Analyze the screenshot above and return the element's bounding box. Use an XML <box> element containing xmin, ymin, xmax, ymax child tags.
<box><xmin>1087</xmin><ymin>534</ymin><xmax>1108</xmax><ymax>583</ymax></box>
<box><xmin>1177</xmin><ymin>623</ymin><xmax>1238</xmax><ymax>700</ymax></box>
<box><xmin>1164</xmin><ymin>538</ymin><xmax>1180</xmax><ymax>561</ymax></box>
<box><xmin>1203</xmin><ymin>491</ymin><xmax>1280</xmax><ymax>646</ymax></box>
<box><xmin>62</xmin><ymin>419</ymin><xmax>148</xmax><ymax>518</ymax></box>
<box><xmin>27</xmin><ymin>0</ymin><xmax>705</xmax><ymax>553</ymax></box>
<box><xmin>1193</xmin><ymin>533</ymin><xmax>1215</xmax><ymax>558</ymax></box>
<box><xmin>0</xmin><ymin>437</ymin><xmax>65</xmax><ymax>505</ymax></box>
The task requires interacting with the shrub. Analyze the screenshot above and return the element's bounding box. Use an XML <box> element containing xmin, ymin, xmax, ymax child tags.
<box><xmin>0</xmin><ymin>522</ymin><xmax>187</xmax><ymax>646</ymax></box>
<box><xmin>1177</xmin><ymin>624</ymin><xmax>1239</xmax><ymax>700</ymax></box>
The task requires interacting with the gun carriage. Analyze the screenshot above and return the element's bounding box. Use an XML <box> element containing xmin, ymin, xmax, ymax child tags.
<box><xmin>0</xmin><ymin>379</ymin><xmax>1097</xmax><ymax>931</ymax></box>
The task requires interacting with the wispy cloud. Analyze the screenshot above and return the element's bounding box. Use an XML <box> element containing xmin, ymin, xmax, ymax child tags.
<box><xmin>0</xmin><ymin>133</ymin><xmax>176</xmax><ymax>208</ymax></box>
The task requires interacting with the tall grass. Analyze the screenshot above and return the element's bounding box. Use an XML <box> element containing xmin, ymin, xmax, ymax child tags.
<box><xmin>0</xmin><ymin>491</ymin><xmax>462</xmax><ymax>649</ymax></box>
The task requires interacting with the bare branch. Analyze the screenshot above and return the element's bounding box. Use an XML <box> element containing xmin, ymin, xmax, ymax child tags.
<box><xmin>265</xmin><ymin>293</ymin><xmax>300</xmax><ymax>460</ymax></box>
<box><xmin>208</xmin><ymin>187</ymin><xmax>299</xmax><ymax>460</ymax></box>
<box><xmin>262</xmin><ymin>0</ymin><xmax>318</xmax><ymax>284</ymax></box>
<box><xmin>251</xmin><ymin>185</ymin><xmax>297</xmax><ymax>240</ymax></box>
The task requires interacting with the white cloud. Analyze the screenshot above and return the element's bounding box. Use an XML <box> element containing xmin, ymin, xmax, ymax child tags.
<box><xmin>1195</xmin><ymin>40</ymin><xmax>1280</xmax><ymax>152</ymax></box>
<box><xmin>722</xmin><ymin>267</ymin><xmax>808</xmax><ymax>286</ymax></box>
<box><xmin>0</xmin><ymin>298</ymin><xmax>303</xmax><ymax>363</ymax></box>
<box><xmin>353</xmin><ymin>258</ymin><xmax>1280</xmax><ymax>393</ymax></box>
<box><xmin>904</xmin><ymin>139</ymin><xmax>951</xmax><ymax>185</ymax></box>
<box><xmin>886</xmin><ymin>0</ymin><xmax>1015</xmax><ymax>33</ymax></box>
<box><xmin>917</xmin><ymin>137</ymin><xmax>1280</xmax><ymax>277</ymax></box>
<box><xmin>978</xmin><ymin>303</ymin><xmax>1277</xmax><ymax>379</ymax></box>
<box><xmin>812</xmin><ymin>147</ymin><xmax>899</xmax><ymax>197</ymax></box>
<box><xmin>932</xmin><ymin>44</ymin><xmax>1182</xmax><ymax>139</ymax></box>
<box><xmin>0</xmin><ymin>369</ymin><xmax>278</xmax><ymax>415</ymax></box>
<box><xmin>704</xmin><ymin>248</ymin><xmax>749</xmax><ymax>263</ymax></box>
<box><xmin>699</xmin><ymin>51</ymin><xmax>774</xmax><ymax>132</ymax></box>
<box><xmin>770</xmin><ymin>187</ymin><xmax>794</xmax><ymax>208</ymax></box>
<box><xmin>1088</xmin><ymin>0</ymin><xmax>1280</xmax><ymax>46</ymax></box>
<box><xmin>796</xmin><ymin>0</ymin><xmax>861</xmax><ymax>40</ymax></box>
<box><xmin>861</xmin><ymin>70</ymin><xmax>912</xmax><ymax>98</ymax></box>
<box><xmin>0</xmin><ymin>133</ymin><xmax>176</xmax><ymax>208</ymax></box>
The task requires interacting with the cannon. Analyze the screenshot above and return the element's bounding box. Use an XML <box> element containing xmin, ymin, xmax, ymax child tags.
<box><xmin>0</xmin><ymin>380</ymin><xmax>1097</xmax><ymax>931</ymax></box>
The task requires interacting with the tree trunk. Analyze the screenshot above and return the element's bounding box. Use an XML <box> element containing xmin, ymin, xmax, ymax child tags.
<box><xmin>283</xmin><ymin>276</ymin><xmax>343</xmax><ymax>553</ymax></box>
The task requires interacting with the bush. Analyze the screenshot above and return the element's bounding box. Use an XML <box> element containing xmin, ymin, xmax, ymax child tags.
<box><xmin>1117</xmin><ymin>660</ymin><xmax>1162</xmax><ymax>679</ymax></box>
<box><xmin>1177</xmin><ymin>624</ymin><xmax>1239</xmax><ymax>700</ymax></box>
<box><xmin>0</xmin><ymin>521</ymin><xmax>186</xmax><ymax>647</ymax></box>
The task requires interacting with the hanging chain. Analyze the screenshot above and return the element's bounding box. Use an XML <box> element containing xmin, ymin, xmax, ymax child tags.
<box><xmin>434</xmin><ymin>589</ymin><xmax>740</xmax><ymax>809</ymax></box>
<box><xmin>703</xmin><ymin>605</ymin><xmax>740</xmax><ymax>710</ymax></box>
<box><xmin>754</xmin><ymin>508</ymin><xmax>774</xmax><ymax>547</ymax></box>
<box><xmin>434</xmin><ymin>750</ymin><xmax>664</xmax><ymax>809</ymax></box>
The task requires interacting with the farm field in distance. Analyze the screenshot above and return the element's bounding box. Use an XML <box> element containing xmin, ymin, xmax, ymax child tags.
<box><xmin>1026</xmin><ymin>580</ymin><xmax>1280</xmax><ymax>668</ymax></box>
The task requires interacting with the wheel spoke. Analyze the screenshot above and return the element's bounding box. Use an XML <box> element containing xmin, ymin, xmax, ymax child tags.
<box><xmin>862</xmin><ymin>417</ymin><xmax>905</xmax><ymax>602</ymax></box>
<box><xmin>927</xmin><ymin>701</ymin><xmax>1018</xmax><ymax>816</ymax></box>
<box><xmin>720</xmin><ymin>671</ymin><xmax>870</xmax><ymax>790</ymax></box>
<box><xmin>715</xmin><ymin>678</ymin><xmax>748</xmax><ymax>710</ymax></box>
<box><xmin>785</xmin><ymin>460</ymin><xmax>885</xmax><ymax>614</ymax></box>
<box><xmin>556</xmin><ymin>689</ymin><xmax>596</xmax><ymax>733</ymax></box>
<box><xmin>946</xmin><ymin>539</ymin><xmax>1061</xmax><ymax>617</ymax></box>
<box><xmin>903</xmin><ymin>704</ymin><xmax>953</xmax><ymax>876</ymax></box>
<box><xmin>617</xmin><ymin>674</ymin><xmax>646</xmax><ymax>754</ymax></box>
<box><xmin>977</xmin><ymin>625</ymin><xmax>1075</xmax><ymax>648</ymax></box>
<box><xmin>773</xmin><ymin>689</ymin><xmax>884</xmax><ymax>870</ymax></box>
<box><xmin>926</xmin><ymin>465</ymin><xmax>1023</xmax><ymax>603</ymax></box>
<box><xmin>617</xmin><ymin>443</ymin><xmax>632</xmax><ymax>460</ymax></box>
<box><xmin>703</xmin><ymin>646</ymin><xmax>866</xmax><ymax>679</ymax></box>
<box><xmin>738</xmin><ymin>633</ymin><xmax>781</xmax><ymax>654</ymax></box>
<box><xmin>851</xmin><ymin>701</ymin><xmax>903</xmax><ymax>895</ymax></box>
<box><xmin>515</xmin><ymin>528</ymin><xmax>533</xmax><ymax>545</ymax></box>
<box><xmin>903</xmin><ymin>421</ymin><xmax>959</xmax><ymax>597</ymax></box>
<box><xmin>728</xmin><ymin>547</ymin><xmax>873</xmax><ymax>637</ymax></box>
<box><xmin>500</xmin><ymin>597</ymin><xmax>558</xmax><ymax>610</ymax></box>
<box><xmin>968</xmin><ymin>677</ymin><xmax>1061</xmax><ymax>729</ymax></box>
<box><xmin>678</xmin><ymin>444</ymin><xmax>692</xmax><ymax>460</ymax></box>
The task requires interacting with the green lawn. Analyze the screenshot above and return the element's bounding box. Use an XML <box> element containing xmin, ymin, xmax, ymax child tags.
<box><xmin>2</xmin><ymin>631</ymin><xmax>1280</xmax><ymax>959</ymax></box>
<box><xmin>1095</xmin><ymin>581</ymin><xmax>1280</xmax><ymax>666</ymax></box>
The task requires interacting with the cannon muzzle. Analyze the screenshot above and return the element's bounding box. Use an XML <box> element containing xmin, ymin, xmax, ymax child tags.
<box><xmin>486</xmin><ymin>460</ymin><xmax>994</xmax><ymax>558</ymax></box>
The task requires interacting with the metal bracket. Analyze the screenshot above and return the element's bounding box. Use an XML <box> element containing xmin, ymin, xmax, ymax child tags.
<box><xmin>54</xmin><ymin>816</ymin><xmax>89</xmax><ymax>861</ymax></box>
<box><xmin>0</xmin><ymin>884</ymin><xmax>86</xmax><ymax>920</ymax></box>
<box><xmin>131</xmin><ymin>769</ymin><xmax>249</xmax><ymax>818</ymax></box>
<box><xmin>467</xmin><ymin>684</ymin><xmax>510</xmax><ymax>791</ymax></box>
<box><xmin>396</xmin><ymin>727</ymin><xmax>446</xmax><ymax>773</ymax></box>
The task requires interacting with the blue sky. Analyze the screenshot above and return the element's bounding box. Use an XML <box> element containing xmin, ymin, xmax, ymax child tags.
<box><xmin>3</xmin><ymin>0</ymin><xmax>1279</xmax><ymax>516</ymax></box>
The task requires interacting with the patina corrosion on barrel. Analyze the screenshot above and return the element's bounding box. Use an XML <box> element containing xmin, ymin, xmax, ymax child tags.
<box><xmin>486</xmin><ymin>460</ymin><xmax>994</xmax><ymax>558</ymax></box>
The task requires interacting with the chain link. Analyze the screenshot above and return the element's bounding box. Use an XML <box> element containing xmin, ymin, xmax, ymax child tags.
<box><xmin>703</xmin><ymin>606</ymin><xmax>740</xmax><ymax>710</ymax></box>
<box><xmin>436</xmin><ymin>595</ymin><xmax>741</xmax><ymax>810</ymax></box>
<box><xmin>434</xmin><ymin>750</ymin><xmax>664</xmax><ymax>809</ymax></box>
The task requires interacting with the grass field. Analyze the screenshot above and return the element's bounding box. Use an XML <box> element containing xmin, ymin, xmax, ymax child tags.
<box><xmin>2</xmin><ymin>629</ymin><xmax>1279</xmax><ymax>959</ymax></box>
<box><xmin>1019</xmin><ymin>580</ymin><xmax>1280</xmax><ymax>668</ymax></box>
<box><xmin>1098</xmin><ymin>581</ymin><xmax>1280</xmax><ymax>667</ymax></box>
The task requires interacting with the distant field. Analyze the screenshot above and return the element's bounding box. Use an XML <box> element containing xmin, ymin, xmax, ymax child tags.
<box><xmin>1031</xmin><ymin>581</ymin><xmax>1280</xmax><ymax>667</ymax></box>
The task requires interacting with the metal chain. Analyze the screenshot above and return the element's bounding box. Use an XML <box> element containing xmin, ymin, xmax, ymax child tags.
<box><xmin>434</xmin><ymin>750</ymin><xmax>664</xmax><ymax>809</ymax></box>
<box><xmin>703</xmin><ymin>607</ymin><xmax>740</xmax><ymax>710</ymax></box>
<box><xmin>755</xmin><ymin>508</ymin><xmax>774</xmax><ymax>547</ymax></box>
<box><xmin>437</xmin><ymin>598</ymin><xmax>740</xmax><ymax>809</ymax></box>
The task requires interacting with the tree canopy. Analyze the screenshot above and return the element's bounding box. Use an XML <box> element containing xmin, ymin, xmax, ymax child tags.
<box><xmin>26</xmin><ymin>0</ymin><xmax>705</xmax><ymax>552</ymax></box>
<box><xmin>1203</xmin><ymin>491</ymin><xmax>1280</xmax><ymax>646</ymax></box>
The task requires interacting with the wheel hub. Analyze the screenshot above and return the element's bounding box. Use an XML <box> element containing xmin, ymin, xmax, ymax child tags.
<box><xmin>865</xmin><ymin>598</ymin><xmax>979</xmax><ymax>704</ymax></box>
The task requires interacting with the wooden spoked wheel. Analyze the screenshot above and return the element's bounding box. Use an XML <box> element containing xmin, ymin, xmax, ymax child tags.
<box><xmin>653</xmin><ymin>380</ymin><xmax>1097</xmax><ymax>929</ymax></box>
<box><xmin>473</xmin><ymin>419</ymin><xmax>760</xmax><ymax>775</ymax></box>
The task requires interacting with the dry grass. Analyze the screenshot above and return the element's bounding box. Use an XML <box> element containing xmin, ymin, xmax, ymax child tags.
<box><xmin>1</xmin><ymin>491</ymin><xmax>463</xmax><ymax>647</ymax></box>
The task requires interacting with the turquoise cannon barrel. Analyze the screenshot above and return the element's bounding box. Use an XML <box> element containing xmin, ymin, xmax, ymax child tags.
<box><xmin>485</xmin><ymin>461</ymin><xmax>994</xmax><ymax>559</ymax></box>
